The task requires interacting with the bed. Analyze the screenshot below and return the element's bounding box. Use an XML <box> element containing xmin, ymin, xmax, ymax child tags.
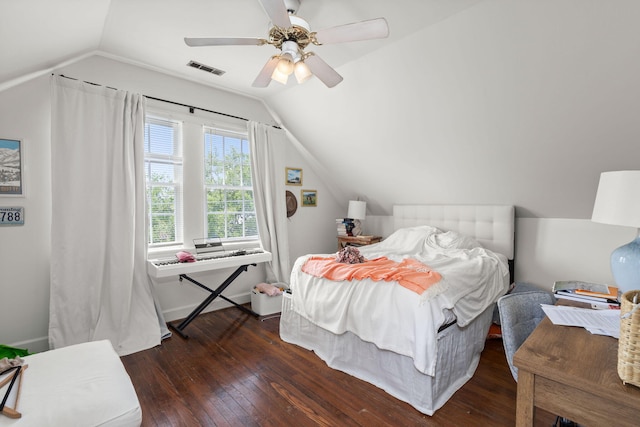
<box><xmin>279</xmin><ymin>204</ymin><xmax>515</xmax><ymax>415</ymax></box>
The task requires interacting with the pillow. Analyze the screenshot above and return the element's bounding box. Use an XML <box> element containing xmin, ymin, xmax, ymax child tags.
<box><xmin>378</xmin><ymin>226</ymin><xmax>440</xmax><ymax>250</ymax></box>
<box><xmin>358</xmin><ymin>226</ymin><xmax>440</xmax><ymax>259</ymax></box>
<box><xmin>426</xmin><ymin>230</ymin><xmax>482</xmax><ymax>250</ymax></box>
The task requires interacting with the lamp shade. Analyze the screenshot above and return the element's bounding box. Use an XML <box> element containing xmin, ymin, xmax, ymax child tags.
<box><xmin>294</xmin><ymin>61</ymin><xmax>312</xmax><ymax>84</ymax></box>
<box><xmin>271</xmin><ymin>67</ymin><xmax>289</xmax><ymax>85</ymax></box>
<box><xmin>347</xmin><ymin>200</ymin><xmax>366</xmax><ymax>220</ymax></box>
<box><xmin>592</xmin><ymin>171</ymin><xmax>640</xmax><ymax>228</ymax></box>
<box><xmin>276</xmin><ymin>53</ymin><xmax>294</xmax><ymax>75</ymax></box>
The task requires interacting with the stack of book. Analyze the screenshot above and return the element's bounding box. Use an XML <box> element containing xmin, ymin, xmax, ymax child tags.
<box><xmin>336</xmin><ymin>219</ymin><xmax>348</xmax><ymax>236</ymax></box>
<box><xmin>553</xmin><ymin>280</ymin><xmax>620</xmax><ymax>308</ymax></box>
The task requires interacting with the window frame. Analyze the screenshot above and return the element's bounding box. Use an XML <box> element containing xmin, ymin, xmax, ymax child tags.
<box><xmin>145</xmin><ymin>102</ymin><xmax>260</xmax><ymax>257</ymax></box>
<box><xmin>144</xmin><ymin>115</ymin><xmax>184</xmax><ymax>248</ymax></box>
<box><xmin>203</xmin><ymin>126</ymin><xmax>258</xmax><ymax>242</ymax></box>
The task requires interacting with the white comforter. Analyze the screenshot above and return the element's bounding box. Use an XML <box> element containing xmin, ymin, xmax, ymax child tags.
<box><xmin>289</xmin><ymin>226</ymin><xmax>509</xmax><ymax>376</ymax></box>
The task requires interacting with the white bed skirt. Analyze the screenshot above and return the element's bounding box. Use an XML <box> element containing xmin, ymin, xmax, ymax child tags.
<box><xmin>279</xmin><ymin>292</ymin><xmax>493</xmax><ymax>416</ymax></box>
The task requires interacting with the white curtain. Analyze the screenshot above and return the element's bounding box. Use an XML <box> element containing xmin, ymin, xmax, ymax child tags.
<box><xmin>248</xmin><ymin>122</ymin><xmax>290</xmax><ymax>283</ymax></box>
<box><xmin>49</xmin><ymin>75</ymin><xmax>165</xmax><ymax>356</ymax></box>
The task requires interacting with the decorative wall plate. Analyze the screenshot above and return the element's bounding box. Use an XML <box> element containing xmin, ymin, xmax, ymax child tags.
<box><xmin>286</xmin><ymin>190</ymin><xmax>298</xmax><ymax>217</ymax></box>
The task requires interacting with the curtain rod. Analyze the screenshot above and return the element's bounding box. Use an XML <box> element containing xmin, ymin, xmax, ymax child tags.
<box><xmin>55</xmin><ymin>74</ymin><xmax>280</xmax><ymax>128</ymax></box>
<box><xmin>145</xmin><ymin>95</ymin><xmax>247</xmax><ymax>122</ymax></box>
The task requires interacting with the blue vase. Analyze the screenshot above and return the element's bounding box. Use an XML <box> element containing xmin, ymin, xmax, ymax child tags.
<box><xmin>611</xmin><ymin>236</ymin><xmax>640</xmax><ymax>294</ymax></box>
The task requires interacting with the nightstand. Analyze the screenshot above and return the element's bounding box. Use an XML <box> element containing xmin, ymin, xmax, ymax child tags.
<box><xmin>337</xmin><ymin>235</ymin><xmax>382</xmax><ymax>251</ymax></box>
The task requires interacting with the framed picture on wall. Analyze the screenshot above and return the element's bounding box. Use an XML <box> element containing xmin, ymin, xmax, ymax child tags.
<box><xmin>301</xmin><ymin>189</ymin><xmax>317</xmax><ymax>207</ymax></box>
<box><xmin>286</xmin><ymin>167</ymin><xmax>303</xmax><ymax>185</ymax></box>
<box><xmin>0</xmin><ymin>138</ymin><xmax>24</xmax><ymax>197</ymax></box>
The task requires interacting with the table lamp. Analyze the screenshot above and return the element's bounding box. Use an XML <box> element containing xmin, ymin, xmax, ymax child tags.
<box><xmin>347</xmin><ymin>200</ymin><xmax>366</xmax><ymax>236</ymax></box>
<box><xmin>591</xmin><ymin>170</ymin><xmax>640</xmax><ymax>294</ymax></box>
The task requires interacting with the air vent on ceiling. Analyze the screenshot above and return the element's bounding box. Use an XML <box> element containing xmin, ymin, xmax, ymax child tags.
<box><xmin>187</xmin><ymin>60</ymin><xmax>226</xmax><ymax>76</ymax></box>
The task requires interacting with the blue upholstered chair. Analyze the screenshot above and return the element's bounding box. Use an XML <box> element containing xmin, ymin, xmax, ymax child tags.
<box><xmin>497</xmin><ymin>290</ymin><xmax>556</xmax><ymax>381</ymax></box>
<box><xmin>498</xmin><ymin>290</ymin><xmax>580</xmax><ymax>427</ymax></box>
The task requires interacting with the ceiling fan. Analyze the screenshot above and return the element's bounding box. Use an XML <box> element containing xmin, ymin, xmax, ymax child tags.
<box><xmin>184</xmin><ymin>0</ymin><xmax>389</xmax><ymax>88</ymax></box>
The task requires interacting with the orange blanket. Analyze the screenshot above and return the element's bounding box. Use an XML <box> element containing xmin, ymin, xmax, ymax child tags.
<box><xmin>301</xmin><ymin>256</ymin><xmax>441</xmax><ymax>295</ymax></box>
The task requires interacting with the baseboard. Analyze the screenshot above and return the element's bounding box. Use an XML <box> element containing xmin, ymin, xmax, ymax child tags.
<box><xmin>9</xmin><ymin>336</ymin><xmax>50</xmax><ymax>354</ymax></box>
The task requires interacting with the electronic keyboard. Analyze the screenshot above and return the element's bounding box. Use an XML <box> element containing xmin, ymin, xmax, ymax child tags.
<box><xmin>148</xmin><ymin>249</ymin><xmax>272</xmax><ymax>278</ymax></box>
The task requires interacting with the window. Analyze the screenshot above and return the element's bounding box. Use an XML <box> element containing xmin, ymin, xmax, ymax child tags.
<box><xmin>204</xmin><ymin>127</ymin><xmax>258</xmax><ymax>241</ymax></box>
<box><xmin>144</xmin><ymin>117</ymin><xmax>183</xmax><ymax>246</ymax></box>
<box><xmin>144</xmin><ymin>107</ymin><xmax>258</xmax><ymax>250</ymax></box>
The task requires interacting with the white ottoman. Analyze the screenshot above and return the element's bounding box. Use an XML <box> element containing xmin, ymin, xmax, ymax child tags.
<box><xmin>0</xmin><ymin>340</ymin><xmax>141</xmax><ymax>426</ymax></box>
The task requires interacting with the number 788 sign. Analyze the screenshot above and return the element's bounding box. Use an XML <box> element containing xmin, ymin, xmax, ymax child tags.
<box><xmin>0</xmin><ymin>207</ymin><xmax>24</xmax><ymax>225</ymax></box>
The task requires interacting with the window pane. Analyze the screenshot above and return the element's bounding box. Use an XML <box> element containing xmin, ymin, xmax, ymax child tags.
<box><xmin>150</xmin><ymin>186</ymin><xmax>175</xmax><ymax>213</ymax></box>
<box><xmin>226</xmin><ymin>190</ymin><xmax>243</xmax><ymax>212</ymax></box>
<box><xmin>145</xmin><ymin>121</ymin><xmax>176</xmax><ymax>155</ymax></box>
<box><xmin>241</xmin><ymin>139</ymin><xmax>251</xmax><ymax>187</ymax></box>
<box><xmin>245</xmin><ymin>190</ymin><xmax>255</xmax><ymax>212</ymax></box>
<box><xmin>145</xmin><ymin>116</ymin><xmax>182</xmax><ymax>246</ymax></box>
<box><xmin>151</xmin><ymin>215</ymin><xmax>176</xmax><ymax>244</ymax></box>
<box><xmin>203</xmin><ymin>127</ymin><xmax>258</xmax><ymax>240</ymax></box>
<box><xmin>226</xmin><ymin>212</ymin><xmax>244</xmax><ymax>238</ymax></box>
<box><xmin>225</xmin><ymin>137</ymin><xmax>241</xmax><ymax>157</ymax></box>
<box><xmin>242</xmin><ymin>164</ymin><xmax>252</xmax><ymax>187</ymax></box>
<box><xmin>204</xmin><ymin>161</ymin><xmax>224</xmax><ymax>186</ymax></box>
<box><xmin>148</xmin><ymin>162</ymin><xmax>175</xmax><ymax>183</ymax></box>
<box><xmin>204</xmin><ymin>133</ymin><xmax>224</xmax><ymax>185</ymax></box>
<box><xmin>206</xmin><ymin>189</ymin><xmax>225</xmax><ymax>212</ymax></box>
<box><xmin>245</xmin><ymin>213</ymin><xmax>257</xmax><ymax>236</ymax></box>
<box><xmin>207</xmin><ymin>213</ymin><xmax>225</xmax><ymax>239</ymax></box>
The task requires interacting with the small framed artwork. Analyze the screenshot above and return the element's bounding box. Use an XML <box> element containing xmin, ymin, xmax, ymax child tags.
<box><xmin>0</xmin><ymin>138</ymin><xmax>24</xmax><ymax>197</ymax></box>
<box><xmin>286</xmin><ymin>167</ymin><xmax>302</xmax><ymax>185</ymax></box>
<box><xmin>301</xmin><ymin>189</ymin><xmax>317</xmax><ymax>207</ymax></box>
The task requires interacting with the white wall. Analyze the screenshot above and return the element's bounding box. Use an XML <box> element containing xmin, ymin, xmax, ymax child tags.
<box><xmin>0</xmin><ymin>76</ymin><xmax>51</xmax><ymax>351</ymax></box>
<box><xmin>515</xmin><ymin>218</ymin><xmax>637</xmax><ymax>289</ymax></box>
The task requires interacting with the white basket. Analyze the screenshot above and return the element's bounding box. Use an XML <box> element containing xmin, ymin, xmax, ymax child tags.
<box><xmin>250</xmin><ymin>282</ymin><xmax>288</xmax><ymax>316</ymax></box>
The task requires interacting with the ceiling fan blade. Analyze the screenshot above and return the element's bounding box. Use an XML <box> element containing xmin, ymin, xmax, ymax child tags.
<box><xmin>259</xmin><ymin>0</ymin><xmax>291</xmax><ymax>28</ymax></box>
<box><xmin>314</xmin><ymin>18</ymin><xmax>389</xmax><ymax>44</ymax></box>
<box><xmin>252</xmin><ymin>57</ymin><xmax>280</xmax><ymax>87</ymax></box>
<box><xmin>184</xmin><ymin>37</ymin><xmax>265</xmax><ymax>47</ymax></box>
<box><xmin>305</xmin><ymin>54</ymin><xmax>343</xmax><ymax>88</ymax></box>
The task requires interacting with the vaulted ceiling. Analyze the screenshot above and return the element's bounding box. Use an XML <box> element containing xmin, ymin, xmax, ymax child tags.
<box><xmin>1</xmin><ymin>0</ymin><xmax>483</xmax><ymax>96</ymax></box>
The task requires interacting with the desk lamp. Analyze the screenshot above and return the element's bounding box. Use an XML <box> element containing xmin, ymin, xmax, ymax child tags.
<box><xmin>346</xmin><ymin>200</ymin><xmax>366</xmax><ymax>236</ymax></box>
<box><xmin>591</xmin><ymin>170</ymin><xmax>640</xmax><ymax>294</ymax></box>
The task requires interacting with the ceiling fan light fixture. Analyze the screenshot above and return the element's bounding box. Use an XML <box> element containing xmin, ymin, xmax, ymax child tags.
<box><xmin>276</xmin><ymin>52</ymin><xmax>295</xmax><ymax>75</ymax></box>
<box><xmin>184</xmin><ymin>0</ymin><xmax>390</xmax><ymax>89</ymax></box>
<box><xmin>271</xmin><ymin>67</ymin><xmax>290</xmax><ymax>85</ymax></box>
<box><xmin>294</xmin><ymin>60</ymin><xmax>312</xmax><ymax>83</ymax></box>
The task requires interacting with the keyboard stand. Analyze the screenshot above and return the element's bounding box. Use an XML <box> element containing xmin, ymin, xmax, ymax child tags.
<box><xmin>169</xmin><ymin>263</ymin><xmax>259</xmax><ymax>338</ymax></box>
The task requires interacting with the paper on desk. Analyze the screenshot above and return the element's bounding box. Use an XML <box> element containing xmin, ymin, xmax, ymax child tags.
<box><xmin>541</xmin><ymin>304</ymin><xmax>620</xmax><ymax>338</ymax></box>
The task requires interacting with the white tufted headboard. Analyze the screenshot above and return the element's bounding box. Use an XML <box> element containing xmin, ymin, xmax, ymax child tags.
<box><xmin>393</xmin><ymin>205</ymin><xmax>515</xmax><ymax>260</ymax></box>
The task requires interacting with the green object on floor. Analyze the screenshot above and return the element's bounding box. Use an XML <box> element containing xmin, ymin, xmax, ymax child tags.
<box><xmin>0</xmin><ymin>344</ymin><xmax>30</xmax><ymax>358</ymax></box>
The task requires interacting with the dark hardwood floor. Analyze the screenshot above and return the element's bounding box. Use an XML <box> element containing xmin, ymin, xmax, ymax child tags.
<box><xmin>121</xmin><ymin>306</ymin><xmax>557</xmax><ymax>426</ymax></box>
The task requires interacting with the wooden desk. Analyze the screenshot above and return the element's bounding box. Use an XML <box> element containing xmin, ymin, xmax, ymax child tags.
<box><xmin>513</xmin><ymin>310</ymin><xmax>640</xmax><ymax>426</ymax></box>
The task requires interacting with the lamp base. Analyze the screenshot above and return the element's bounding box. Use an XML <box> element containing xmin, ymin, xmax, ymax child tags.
<box><xmin>611</xmin><ymin>236</ymin><xmax>640</xmax><ymax>294</ymax></box>
<box><xmin>343</xmin><ymin>218</ymin><xmax>355</xmax><ymax>236</ymax></box>
<box><xmin>352</xmin><ymin>219</ymin><xmax>362</xmax><ymax>236</ymax></box>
